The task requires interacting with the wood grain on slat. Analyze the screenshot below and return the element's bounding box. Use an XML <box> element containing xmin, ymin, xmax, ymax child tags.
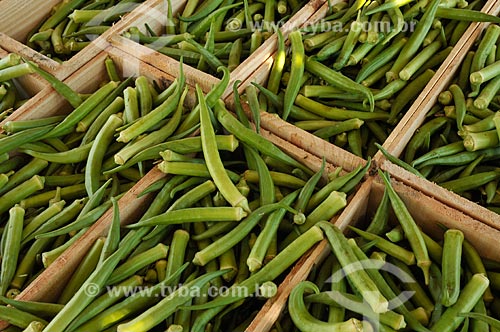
<box><xmin>379</xmin><ymin>160</ymin><xmax>500</xmax><ymax>230</ymax></box>
<box><xmin>0</xmin><ymin>0</ymin><xmax>61</xmax><ymax>41</ymax></box>
<box><xmin>258</xmin><ymin>112</ymin><xmax>366</xmax><ymax>172</ymax></box>
<box><xmin>0</xmin><ymin>33</ymin><xmax>61</xmax><ymax>76</ymax></box>
<box><xmin>110</xmin><ymin>35</ymin><xmax>221</xmax><ymax>94</ymax></box>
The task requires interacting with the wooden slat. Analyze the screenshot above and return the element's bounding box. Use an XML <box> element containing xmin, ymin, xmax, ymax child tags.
<box><xmin>0</xmin><ymin>0</ymin><xmax>61</xmax><ymax>42</ymax></box>
<box><xmin>0</xmin><ymin>33</ymin><xmax>62</xmax><ymax>76</ymax></box>
<box><xmin>0</xmin><ymin>46</ymin><xmax>194</xmax><ymax>131</ymax></box>
<box><xmin>379</xmin><ymin>159</ymin><xmax>500</xmax><ymax>230</ymax></box>
<box><xmin>109</xmin><ymin>0</ymin><xmax>329</xmax><ymax>97</ymax></box>
<box><xmin>109</xmin><ymin>35</ymin><xmax>220</xmax><ymax>94</ymax></box>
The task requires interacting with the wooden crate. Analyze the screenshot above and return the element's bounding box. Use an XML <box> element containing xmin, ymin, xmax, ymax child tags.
<box><xmin>231</xmin><ymin>0</ymin><xmax>500</xmax><ymax>225</ymax></box>
<box><xmin>376</xmin><ymin>1</ymin><xmax>500</xmax><ymax>227</ymax></box>
<box><xmin>0</xmin><ymin>0</ymin><xmax>155</xmax><ymax>80</ymax></box>
<box><xmin>220</xmin><ymin>0</ymin><xmax>367</xmax><ymax>173</ymax></box>
<box><xmin>2</xmin><ymin>1</ymin><xmax>500</xmax><ymax>331</ymax></box>
<box><xmin>247</xmin><ymin>174</ymin><xmax>500</xmax><ymax>332</ymax></box>
<box><xmin>0</xmin><ymin>44</ymin><xmax>362</xmax><ymax>331</ymax></box>
<box><xmin>107</xmin><ymin>0</ymin><xmax>328</xmax><ymax>98</ymax></box>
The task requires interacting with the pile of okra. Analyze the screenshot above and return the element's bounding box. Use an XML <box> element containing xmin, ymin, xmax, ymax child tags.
<box><xmin>395</xmin><ymin>21</ymin><xmax>500</xmax><ymax>215</ymax></box>
<box><xmin>123</xmin><ymin>0</ymin><xmax>307</xmax><ymax>77</ymax></box>
<box><xmin>0</xmin><ymin>52</ymin><xmax>371</xmax><ymax>331</ymax></box>
<box><xmin>247</xmin><ymin>0</ymin><xmax>500</xmax><ymax>158</ymax></box>
<box><xmin>275</xmin><ymin>171</ymin><xmax>500</xmax><ymax>332</ymax></box>
<box><xmin>27</xmin><ymin>0</ymin><xmax>145</xmax><ymax>61</ymax></box>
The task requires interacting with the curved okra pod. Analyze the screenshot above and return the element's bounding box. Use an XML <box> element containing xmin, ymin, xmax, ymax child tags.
<box><xmin>114</xmin><ymin>86</ymin><xmax>187</xmax><ymax>166</ymax></box>
<box><xmin>117</xmin><ymin>77</ymin><xmax>183</xmax><ymax>143</ymax></box>
<box><xmin>85</xmin><ymin>114</ymin><xmax>123</xmax><ymax>196</ymax></box>
<box><xmin>25</xmin><ymin>61</ymin><xmax>82</xmax><ymax>108</ymax></box>
<box><xmin>2</xmin><ymin>116</ymin><xmax>66</xmax><ymax>133</ymax></box>
<box><xmin>192</xmin><ymin>201</ymin><xmax>297</xmax><ymax>266</ymax></box>
<box><xmin>21</xmin><ymin>141</ymin><xmax>94</xmax><ymax>164</ymax></box>
<box><xmin>317</xmin><ymin>221</ymin><xmax>389</xmax><ymax>314</ymax></box>
<box><xmin>214</xmin><ymin>99</ymin><xmax>312</xmax><ymax>174</ymax></box>
<box><xmin>105</xmin><ymin>134</ymin><xmax>238</xmax><ymax>175</ymax></box>
<box><xmin>386</xmin><ymin>0</ymin><xmax>440</xmax><ymax>81</ymax></box>
<box><xmin>98</xmin><ymin>197</ymin><xmax>121</xmax><ymax>266</ymax></box>
<box><xmin>197</xmin><ymin>85</ymin><xmax>250</xmax><ymax>212</ymax></box>
<box><xmin>247</xmin><ymin>190</ymin><xmax>299</xmax><ymax>272</ymax></box>
<box><xmin>188</xmin><ymin>225</ymin><xmax>324</xmax><ymax>316</ymax></box>
<box><xmin>288</xmin><ymin>281</ymin><xmax>364</xmax><ymax>332</ymax></box>
<box><xmin>349</xmin><ymin>226</ymin><xmax>416</xmax><ymax>265</ymax></box>
<box><xmin>0</xmin><ymin>126</ymin><xmax>54</xmax><ymax>156</ymax></box>
<box><xmin>305</xmin><ymin>290</ymin><xmax>406</xmax><ymax>330</ymax></box>
<box><xmin>106</xmin><ymin>243</ymin><xmax>169</xmax><ymax>285</ymax></box>
<box><xmin>175</xmin><ymin>66</ymin><xmax>230</xmax><ymax>134</ymax></box>
<box><xmin>305</xmin><ymin>57</ymin><xmax>375</xmax><ymax>112</ymax></box>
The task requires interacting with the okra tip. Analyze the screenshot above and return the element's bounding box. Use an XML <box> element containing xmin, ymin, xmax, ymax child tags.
<box><xmin>236</xmin><ymin>197</ymin><xmax>251</xmax><ymax>213</ymax></box>
<box><xmin>418</xmin><ymin>260</ymin><xmax>432</xmax><ymax>285</ymax></box>
<box><xmin>247</xmin><ymin>257</ymin><xmax>262</xmax><ymax>273</ymax></box>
